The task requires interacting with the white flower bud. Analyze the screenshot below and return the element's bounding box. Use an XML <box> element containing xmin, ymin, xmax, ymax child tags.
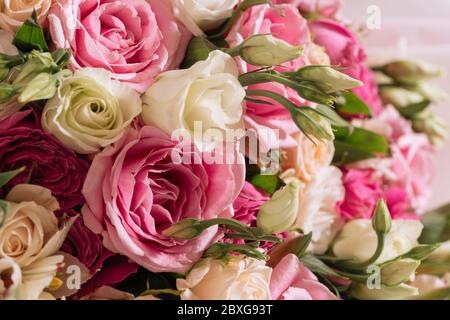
<box><xmin>257</xmin><ymin>179</ymin><xmax>300</xmax><ymax>234</ymax></box>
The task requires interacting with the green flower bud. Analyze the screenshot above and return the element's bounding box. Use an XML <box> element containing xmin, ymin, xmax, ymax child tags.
<box><xmin>294</xmin><ymin>65</ymin><xmax>363</xmax><ymax>94</ymax></box>
<box><xmin>295</xmin><ymin>82</ymin><xmax>335</xmax><ymax>105</ymax></box>
<box><xmin>162</xmin><ymin>218</ymin><xmax>203</xmax><ymax>240</ymax></box>
<box><xmin>351</xmin><ymin>283</ymin><xmax>419</xmax><ymax>300</ymax></box>
<box><xmin>13</xmin><ymin>51</ymin><xmax>56</xmax><ymax>86</ymax></box>
<box><xmin>257</xmin><ymin>179</ymin><xmax>300</xmax><ymax>234</ymax></box>
<box><xmin>18</xmin><ymin>73</ymin><xmax>58</xmax><ymax>103</ymax></box>
<box><xmin>379</xmin><ymin>86</ymin><xmax>425</xmax><ymax>109</ymax></box>
<box><xmin>232</xmin><ymin>34</ymin><xmax>304</xmax><ymax>67</ymax></box>
<box><xmin>413</xmin><ymin>83</ymin><xmax>448</xmax><ymax>103</ymax></box>
<box><xmin>412</xmin><ymin>109</ymin><xmax>448</xmax><ymax>147</ymax></box>
<box><xmin>381</xmin><ymin>60</ymin><xmax>444</xmax><ymax>84</ymax></box>
<box><xmin>372</xmin><ymin>199</ymin><xmax>392</xmax><ymax>235</ymax></box>
<box><xmin>380</xmin><ymin>258</ymin><xmax>420</xmax><ymax>286</ymax></box>
<box><xmin>373</xmin><ymin>70</ymin><xmax>394</xmax><ymax>85</ymax></box>
<box><xmin>292</xmin><ymin>107</ymin><xmax>334</xmax><ymax>141</ymax></box>
<box><xmin>0</xmin><ymin>83</ymin><xmax>17</xmax><ymax>104</ymax></box>
<box><xmin>181</xmin><ymin>37</ymin><xmax>217</xmax><ymax>69</ymax></box>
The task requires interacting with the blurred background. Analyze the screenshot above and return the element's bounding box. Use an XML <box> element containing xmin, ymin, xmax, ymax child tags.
<box><xmin>343</xmin><ymin>0</ymin><xmax>450</xmax><ymax>209</ymax></box>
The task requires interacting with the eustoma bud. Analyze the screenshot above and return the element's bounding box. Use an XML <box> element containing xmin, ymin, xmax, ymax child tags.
<box><xmin>351</xmin><ymin>283</ymin><xmax>418</xmax><ymax>300</ymax></box>
<box><xmin>292</xmin><ymin>65</ymin><xmax>363</xmax><ymax>94</ymax></box>
<box><xmin>162</xmin><ymin>219</ymin><xmax>203</xmax><ymax>240</ymax></box>
<box><xmin>379</xmin><ymin>87</ymin><xmax>425</xmax><ymax>109</ymax></box>
<box><xmin>227</xmin><ymin>34</ymin><xmax>304</xmax><ymax>67</ymax></box>
<box><xmin>18</xmin><ymin>73</ymin><xmax>58</xmax><ymax>103</ymax></box>
<box><xmin>372</xmin><ymin>199</ymin><xmax>392</xmax><ymax>235</ymax></box>
<box><xmin>412</xmin><ymin>109</ymin><xmax>448</xmax><ymax>147</ymax></box>
<box><xmin>257</xmin><ymin>179</ymin><xmax>300</xmax><ymax>234</ymax></box>
<box><xmin>380</xmin><ymin>60</ymin><xmax>444</xmax><ymax>84</ymax></box>
<box><xmin>380</xmin><ymin>258</ymin><xmax>420</xmax><ymax>286</ymax></box>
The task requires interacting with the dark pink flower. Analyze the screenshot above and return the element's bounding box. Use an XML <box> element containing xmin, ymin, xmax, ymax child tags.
<box><xmin>0</xmin><ymin>108</ymin><xmax>89</xmax><ymax>212</ymax></box>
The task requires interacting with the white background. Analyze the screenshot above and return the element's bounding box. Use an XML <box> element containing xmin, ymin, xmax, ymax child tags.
<box><xmin>343</xmin><ymin>0</ymin><xmax>450</xmax><ymax>209</ymax></box>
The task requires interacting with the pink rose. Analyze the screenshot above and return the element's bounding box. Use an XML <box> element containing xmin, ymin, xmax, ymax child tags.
<box><xmin>391</xmin><ymin>134</ymin><xmax>434</xmax><ymax>214</ymax></box>
<box><xmin>339</xmin><ymin>168</ymin><xmax>418</xmax><ymax>220</ymax></box>
<box><xmin>0</xmin><ymin>108</ymin><xmax>89</xmax><ymax>212</ymax></box>
<box><xmin>339</xmin><ymin>169</ymin><xmax>383</xmax><ymax>220</ymax></box>
<box><xmin>270</xmin><ymin>254</ymin><xmax>339</xmax><ymax>300</ymax></box>
<box><xmin>275</xmin><ymin>0</ymin><xmax>342</xmax><ymax>18</ymax></box>
<box><xmin>233</xmin><ymin>182</ymin><xmax>269</xmax><ymax>226</ymax></box>
<box><xmin>48</xmin><ymin>0</ymin><xmax>191</xmax><ymax>93</ymax></box>
<box><xmin>352</xmin><ymin>107</ymin><xmax>434</xmax><ymax>214</ymax></box>
<box><xmin>226</xmin><ymin>4</ymin><xmax>312</xmax><ymax>150</ymax></box>
<box><xmin>308</xmin><ymin>19</ymin><xmax>383</xmax><ymax>116</ymax></box>
<box><xmin>82</xmin><ymin>126</ymin><xmax>245</xmax><ymax>273</ymax></box>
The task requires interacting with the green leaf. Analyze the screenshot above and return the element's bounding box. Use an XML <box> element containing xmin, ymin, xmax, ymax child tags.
<box><xmin>13</xmin><ymin>10</ymin><xmax>48</xmax><ymax>52</ymax></box>
<box><xmin>419</xmin><ymin>203</ymin><xmax>450</xmax><ymax>244</ymax></box>
<box><xmin>0</xmin><ymin>167</ymin><xmax>25</xmax><ymax>188</ymax></box>
<box><xmin>0</xmin><ymin>200</ymin><xmax>8</xmax><ymax>228</ymax></box>
<box><xmin>250</xmin><ymin>174</ymin><xmax>285</xmax><ymax>196</ymax></box>
<box><xmin>333</xmin><ymin>127</ymin><xmax>390</xmax><ymax>164</ymax></box>
<box><xmin>397</xmin><ymin>100</ymin><xmax>431</xmax><ymax>119</ymax></box>
<box><xmin>335</xmin><ymin>92</ymin><xmax>372</xmax><ymax>118</ymax></box>
<box><xmin>300</xmin><ymin>254</ymin><xmax>344</xmax><ymax>278</ymax></box>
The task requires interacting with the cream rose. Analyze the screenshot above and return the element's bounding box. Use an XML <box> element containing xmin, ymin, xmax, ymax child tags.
<box><xmin>284</xmin><ymin>166</ymin><xmax>345</xmax><ymax>254</ymax></box>
<box><xmin>332</xmin><ymin>219</ymin><xmax>423</xmax><ymax>264</ymax></box>
<box><xmin>142</xmin><ymin>50</ymin><xmax>245</xmax><ymax>149</ymax></box>
<box><xmin>0</xmin><ymin>0</ymin><xmax>52</xmax><ymax>33</ymax></box>
<box><xmin>172</xmin><ymin>0</ymin><xmax>239</xmax><ymax>36</ymax></box>
<box><xmin>177</xmin><ymin>256</ymin><xmax>272</xmax><ymax>300</ymax></box>
<box><xmin>42</xmin><ymin>68</ymin><xmax>142</xmax><ymax>154</ymax></box>
<box><xmin>0</xmin><ymin>184</ymin><xmax>73</xmax><ymax>267</ymax></box>
<box><xmin>281</xmin><ymin>131</ymin><xmax>335</xmax><ymax>183</ymax></box>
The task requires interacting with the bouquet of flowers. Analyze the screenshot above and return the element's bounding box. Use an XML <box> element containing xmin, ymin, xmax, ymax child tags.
<box><xmin>0</xmin><ymin>0</ymin><xmax>448</xmax><ymax>300</ymax></box>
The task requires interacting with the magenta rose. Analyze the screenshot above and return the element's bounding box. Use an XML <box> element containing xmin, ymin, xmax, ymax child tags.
<box><xmin>270</xmin><ymin>254</ymin><xmax>339</xmax><ymax>300</ymax></box>
<box><xmin>308</xmin><ymin>19</ymin><xmax>383</xmax><ymax>116</ymax></box>
<box><xmin>82</xmin><ymin>126</ymin><xmax>245</xmax><ymax>273</ymax></box>
<box><xmin>275</xmin><ymin>0</ymin><xmax>342</xmax><ymax>18</ymax></box>
<box><xmin>226</xmin><ymin>4</ymin><xmax>312</xmax><ymax>150</ymax></box>
<box><xmin>48</xmin><ymin>0</ymin><xmax>191</xmax><ymax>93</ymax></box>
<box><xmin>0</xmin><ymin>108</ymin><xmax>89</xmax><ymax>212</ymax></box>
<box><xmin>60</xmin><ymin>211</ymin><xmax>113</xmax><ymax>274</ymax></box>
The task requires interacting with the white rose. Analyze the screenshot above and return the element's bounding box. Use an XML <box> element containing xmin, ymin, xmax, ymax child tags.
<box><xmin>282</xmin><ymin>166</ymin><xmax>345</xmax><ymax>254</ymax></box>
<box><xmin>142</xmin><ymin>50</ymin><xmax>245</xmax><ymax>149</ymax></box>
<box><xmin>42</xmin><ymin>68</ymin><xmax>142</xmax><ymax>154</ymax></box>
<box><xmin>177</xmin><ymin>256</ymin><xmax>272</xmax><ymax>300</ymax></box>
<box><xmin>0</xmin><ymin>0</ymin><xmax>52</xmax><ymax>33</ymax></box>
<box><xmin>173</xmin><ymin>0</ymin><xmax>239</xmax><ymax>36</ymax></box>
<box><xmin>0</xmin><ymin>184</ymin><xmax>74</xmax><ymax>267</ymax></box>
<box><xmin>332</xmin><ymin>219</ymin><xmax>423</xmax><ymax>264</ymax></box>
